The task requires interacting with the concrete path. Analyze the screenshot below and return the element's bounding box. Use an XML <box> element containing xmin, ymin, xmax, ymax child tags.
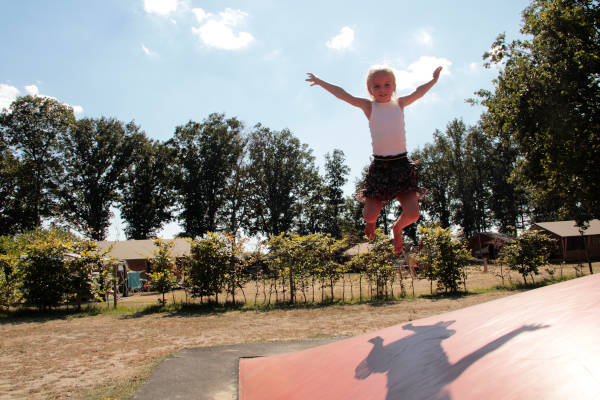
<box><xmin>133</xmin><ymin>338</ymin><xmax>342</xmax><ymax>399</ymax></box>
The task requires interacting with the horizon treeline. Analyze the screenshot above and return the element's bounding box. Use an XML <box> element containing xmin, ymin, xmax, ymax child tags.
<box><xmin>1</xmin><ymin>0</ymin><xmax>598</xmax><ymax>242</ymax></box>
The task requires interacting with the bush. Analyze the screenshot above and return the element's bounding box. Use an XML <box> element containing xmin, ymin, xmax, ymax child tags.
<box><xmin>20</xmin><ymin>231</ymin><xmax>73</xmax><ymax>310</ymax></box>
<box><xmin>146</xmin><ymin>239</ymin><xmax>179</xmax><ymax>306</ymax></box>
<box><xmin>1</xmin><ymin>229</ymin><xmax>112</xmax><ymax>311</ymax></box>
<box><xmin>188</xmin><ymin>233</ymin><xmax>230</xmax><ymax>303</ymax></box>
<box><xmin>266</xmin><ymin>233</ymin><xmax>346</xmax><ymax>304</ymax></box>
<box><xmin>416</xmin><ymin>225</ymin><xmax>470</xmax><ymax>294</ymax></box>
<box><xmin>501</xmin><ymin>230</ymin><xmax>555</xmax><ymax>285</ymax></box>
<box><xmin>346</xmin><ymin>229</ymin><xmax>398</xmax><ymax>300</ymax></box>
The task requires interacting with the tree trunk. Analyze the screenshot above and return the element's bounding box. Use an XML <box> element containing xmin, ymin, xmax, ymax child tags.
<box><xmin>582</xmin><ymin>233</ymin><xmax>593</xmax><ymax>274</ymax></box>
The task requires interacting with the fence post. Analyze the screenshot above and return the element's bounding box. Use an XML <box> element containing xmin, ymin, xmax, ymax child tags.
<box><xmin>113</xmin><ymin>264</ymin><xmax>118</xmax><ymax>309</ymax></box>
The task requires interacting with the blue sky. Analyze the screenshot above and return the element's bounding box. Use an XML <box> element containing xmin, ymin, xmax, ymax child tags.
<box><xmin>1</xmin><ymin>0</ymin><xmax>532</xmax><ymax>240</ymax></box>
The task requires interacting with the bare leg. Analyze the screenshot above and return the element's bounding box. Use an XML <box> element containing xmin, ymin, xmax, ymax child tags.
<box><xmin>392</xmin><ymin>191</ymin><xmax>420</xmax><ymax>255</ymax></box>
<box><xmin>363</xmin><ymin>198</ymin><xmax>383</xmax><ymax>240</ymax></box>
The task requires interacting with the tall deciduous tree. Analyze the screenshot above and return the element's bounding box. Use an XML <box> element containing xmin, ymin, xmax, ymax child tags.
<box><xmin>0</xmin><ymin>96</ymin><xmax>75</xmax><ymax>230</ymax></box>
<box><xmin>295</xmin><ymin>166</ymin><xmax>325</xmax><ymax>235</ymax></box>
<box><xmin>0</xmin><ymin>148</ymin><xmax>24</xmax><ymax>235</ymax></box>
<box><xmin>487</xmin><ymin>139</ymin><xmax>530</xmax><ymax>234</ymax></box>
<box><xmin>445</xmin><ymin>119</ymin><xmax>479</xmax><ymax>238</ymax></box>
<box><xmin>476</xmin><ymin>0</ymin><xmax>600</xmax><ymax>226</ymax></box>
<box><xmin>414</xmin><ymin>133</ymin><xmax>453</xmax><ymax>228</ymax></box>
<box><xmin>172</xmin><ymin>113</ymin><xmax>244</xmax><ymax>238</ymax></box>
<box><xmin>60</xmin><ymin>117</ymin><xmax>138</xmax><ymax>240</ymax></box>
<box><xmin>119</xmin><ymin>134</ymin><xmax>177</xmax><ymax>239</ymax></box>
<box><xmin>323</xmin><ymin>149</ymin><xmax>350</xmax><ymax>238</ymax></box>
<box><xmin>464</xmin><ymin>124</ymin><xmax>493</xmax><ymax>235</ymax></box>
<box><xmin>244</xmin><ymin>124</ymin><xmax>316</xmax><ymax>237</ymax></box>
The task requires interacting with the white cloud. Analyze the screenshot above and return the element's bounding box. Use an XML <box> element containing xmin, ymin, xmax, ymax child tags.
<box><xmin>0</xmin><ymin>84</ymin><xmax>20</xmax><ymax>111</ymax></box>
<box><xmin>192</xmin><ymin>8</ymin><xmax>210</xmax><ymax>22</ymax></box>
<box><xmin>2</xmin><ymin>83</ymin><xmax>83</xmax><ymax>115</ymax></box>
<box><xmin>414</xmin><ymin>29</ymin><xmax>433</xmax><ymax>46</ymax></box>
<box><xmin>144</xmin><ymin>0</ymin><xmax>178</xmax><ymax>16</ymax></box>
<box><xmin>141</xmin><ymin>44</ymin><xmax>157</xmax><ymax>56</ymax></box>
<box><xmin>191</xmin><ymin>8</ymin><xmax>254</xmax><ymax>50</ymax></box>
<box><xmin>393</xmin><ymin>56</ymin><xmax>452</xmax><ymax>91</ymax></box>
<box><xmin>25</xmin><ymin>84</ymin><xmax>39</xmax><ymax>96</ymax></box>
<box><xmin>326</xmin><ymin>27</ymin><xmax>354</xmax><ymax>51</ymax></box>
<box><xmin>71</xmin><ymin>105</ymin><xmax>84</xmax><ymax>114</ymax></box>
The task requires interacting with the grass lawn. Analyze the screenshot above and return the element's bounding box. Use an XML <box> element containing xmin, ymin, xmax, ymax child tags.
<box><xmin>0</xmin><ymin>262</ymin><xmax>595</xmax><ymax>400</ymax></box>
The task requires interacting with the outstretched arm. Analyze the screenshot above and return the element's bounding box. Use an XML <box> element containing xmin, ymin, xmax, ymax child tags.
<box><xmin>398</xmin><ymin>66</ymin><xmax>442</xmax><ymax>107</ymax></box>
<box><xmin>306</xmin><ymin>73</ymin><xmax>371</xmax><ymax>117</ymax></box>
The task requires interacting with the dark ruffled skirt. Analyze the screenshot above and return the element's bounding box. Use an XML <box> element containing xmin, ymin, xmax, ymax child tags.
<box><xmin>355</xmin><ymin>153</ymin><xmax>428</xmax><ymax>203</ymax></box>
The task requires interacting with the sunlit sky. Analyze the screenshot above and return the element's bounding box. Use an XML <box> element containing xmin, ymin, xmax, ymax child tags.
<box><xmin>1</xmin><ymin>0</ymin><xmax>531</xmax><ymax>240</ymax></box>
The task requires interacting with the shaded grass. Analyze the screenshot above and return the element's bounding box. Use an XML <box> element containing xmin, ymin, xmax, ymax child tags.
<box><xmin>1</xmin><ymin>270</ymin><xmax>590</xmax><ymax>322</ymax></box>
<box><xmin>0</xmin><ymin>304</ymin><xmax>105</xmax><ymax>323</ymax></box>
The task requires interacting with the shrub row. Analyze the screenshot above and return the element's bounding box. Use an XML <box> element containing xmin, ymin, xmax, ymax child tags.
<box><xmin>1</xmin><ymin>227</ymin><xmax>552</xmax><ymax>311</ymax></box>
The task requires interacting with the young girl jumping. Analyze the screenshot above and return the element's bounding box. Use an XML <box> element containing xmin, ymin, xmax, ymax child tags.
<box><xmin>306</xmin><ymin>65</ymin><xmax>442</xmax><ymax>254</ymax></box>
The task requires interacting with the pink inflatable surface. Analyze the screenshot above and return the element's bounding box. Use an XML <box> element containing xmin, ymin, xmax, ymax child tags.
<box><xmin>239</xmin><ymin>274</ymin><xmax>600</xmax><ymax>400</ymax></box>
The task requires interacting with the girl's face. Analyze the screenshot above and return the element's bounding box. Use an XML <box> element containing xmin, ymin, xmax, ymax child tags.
<box><xmin>368</xmin><ymin>72</ymin><xmax>396</xmax><ymax>103</ymax></box>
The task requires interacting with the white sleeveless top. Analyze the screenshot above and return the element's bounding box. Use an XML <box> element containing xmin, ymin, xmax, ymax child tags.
<box><xmin>368</xmin><ymin>100</ymin><xmax>406</xmax><ymax>156</ymax></box>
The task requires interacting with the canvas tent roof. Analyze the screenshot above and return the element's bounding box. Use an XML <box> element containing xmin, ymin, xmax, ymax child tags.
<box><xmin>96</xmin><ymin>239</ymin><xmax>191</xmax><ymax>260</ymax></box>
<box><xmin>342</xmin><ymin>242</ymin><xmax>374</xmax><ymax>258</ymax></box>
<box><xmin>470</xmin><ymin>232</ymin><xmax>513</xmax><ymax>242</ymax></box>
<box><xmin>532</xmin><ymin>219</ymin><xmax>600</xmax><ymax>238</ymax></box>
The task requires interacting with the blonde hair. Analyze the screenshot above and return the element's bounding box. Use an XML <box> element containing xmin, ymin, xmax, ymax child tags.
<box><xmin>366</xmin><ymin>65</ymin><xmax>396</xmax><ymax>100</ymax></box>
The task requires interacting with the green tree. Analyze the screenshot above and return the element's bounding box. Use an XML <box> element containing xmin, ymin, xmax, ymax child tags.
<box><xmin>172</xmin><ymin>114</ymin><xmax>244</xmax><ymax>238</ymax></box>
<box><xmin>445</xmin><ymin>119</ymin><xmax>479</xmax><ymax>238</ymax></box>
<box><xmin>0</xmin><ymin>235</ymin><xmax>23</xmax><ymax>310</ymax></box>
<box><xmin>413</xmin><ymin>136</ymin><xmax>452</xmax><ymax>229</ymax></box>
<box><xmin>476</xmin><ymin>0</ymin><xmax>600</xmax><ymax>226</ymax></box>
<box><xmin>346</xmin><ymin>229</ymin><xmax>399</xmax><ymax>300</ymax></box>
<box><xmin>487</xmin><ymin>139</ymin><xmax>530</xmax><ymax>234</ymax></box>
<box><xmin>339</xmin><ymin>194</ymin><xmax>365</xmax><ymax>244</ymax></box>
<box><xmin>119</xmin><ymin>135</ymin><xmax>177</xmax><ymax>239</ymax></box>
<box><xmin>19</xmin><ymin>231</ymin><xmax>72</xmax><ymax>310</ymax></box>
<box><xmin>295</xmin><ymin>166</ymin><xmax>325</xmax><ymax>235</ymax></box>
<box><xmin>146</xmin><ymin>239</ymin><xmax>179</xmax><ymax>306</ymax></box>
<box><xmin>0</xmin><ymin>148</ymin><xmax>26</xmax><ymax>235</ymax></box>
<box><xmin>311</xmin><ymin>233</ymin><xmax>347</xmax><ymax>302</ymax></box>
<box><xmin>66</xmin><ymin>239</ymin><xmax>110</xmax><ymax>310</ymax></box>
<box><xmin>265</xmin><ymin>233</ymin><xmax>303</xmax><ymax>304</ymax></box>
<box><xmin>322</xmin><ymin>149</ymin><xmax>350</xmax><ymax>238</ymax></box>
<box><xmin>416</xmin><ymin>224</ymin><xmax>471</xmax><ymax>294</ymax></box>
<box><xmin>188</xmin><ymin>233</ymin><xmax>230</xmax><ymax>303</ymax></box>
<box><xmin>417</xmin><ymin>120</ymin><xmax>495</xmax><ymax>238</ymax></box>
<box><xmin>464</xmin><ymin>124</ymin><xmax>493</xmax><ymax>236</ymax></box>
<box><xmin>221</xmin><ymin>234</ymin><xmax>250</xmax><ymax>304</ymax></box>
<box><xmin>60</xmin><ymin>117</ymin><xmax>139</xmax><ymax>240</ymax></box>
<box><xmin>245</xmin><ymin>124</ymin><xmax>317</xmax><ymax>236</ymax></box>
<box><xmin>501</xmin><ymin>229</ymin><xmax>555</xmax><ymax>284</ymax></box>
<box><xmin>217</xmin><ymin>142</ymin><xmax>251</xmax><ymax>237</ymax></box>
<box><xmin>0</xmin><ymin>96</ymin><xmax>75</xmax><ymax>230</ymax></box>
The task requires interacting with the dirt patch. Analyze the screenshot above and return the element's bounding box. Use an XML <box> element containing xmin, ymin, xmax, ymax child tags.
<box><xmin>0</xmin><ymin>264</ymin><xmax>592</xmax><ymax>399</ymax></box>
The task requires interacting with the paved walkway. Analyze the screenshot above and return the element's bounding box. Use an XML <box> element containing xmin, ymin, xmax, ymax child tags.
<box><xmin>133</xmin><ymin>338</ymin><xmax>342</xmax><ymax>400</ymax></box>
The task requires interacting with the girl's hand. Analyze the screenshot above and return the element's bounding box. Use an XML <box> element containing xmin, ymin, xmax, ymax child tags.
<box><xmin>433</xmin><ymin>66</ymin><xmax>442</xmax><ymax>81</ymax></box>
<box><xmin>306</xmin><ymin>73</ymin><xmax>322</xmax><ymax>86</ymax></box>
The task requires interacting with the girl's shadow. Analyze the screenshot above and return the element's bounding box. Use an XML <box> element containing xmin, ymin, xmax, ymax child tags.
<box><xmin>355</xmin><ymin>321</ymin><xmax>547</xmax><ymax>400</ymax></box>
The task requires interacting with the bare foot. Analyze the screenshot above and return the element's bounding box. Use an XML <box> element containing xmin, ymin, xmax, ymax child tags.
<box><xmin>392</xmin><ymin>222</ymin><xmax>403</xmax><ymax>255</ymax></box>
<box><xmin>364</xmin><ymin>223</ymin><xmax>376</xmax><ymax>240</ymax></box>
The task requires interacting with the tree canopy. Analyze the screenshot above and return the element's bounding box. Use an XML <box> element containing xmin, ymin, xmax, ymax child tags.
<box><xmin>476</xmin><ymin>0</ymin><xmax>600</xmax><ymax>227</ymax></box>
<box><xmin>171</xmin><ymin>113</ymin><xmax>245</xmax><ymax>238</ymax></box>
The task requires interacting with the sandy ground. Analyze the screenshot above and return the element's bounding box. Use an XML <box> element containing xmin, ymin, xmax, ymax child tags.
<box><xmin>0</xmin><ymin>264</ymin><xmax>592</xmax><ymax>399</ymax></box>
